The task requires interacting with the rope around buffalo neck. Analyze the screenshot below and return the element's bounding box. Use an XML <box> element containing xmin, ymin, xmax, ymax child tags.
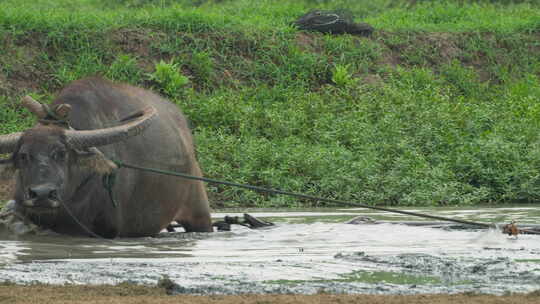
<box><xmin>112</xmin><ymin>160</ymin><xmax>505</xmax><ymax>230</ymax></box>
<box><xmin>60</xmin><ymin>200</ymin><xmax>108</xmax><ymax>240</ymax></box>
<box><xmin>61</xmin><ymin>174</ymin><xmax>111</xmax><ymax>240</ymax></box>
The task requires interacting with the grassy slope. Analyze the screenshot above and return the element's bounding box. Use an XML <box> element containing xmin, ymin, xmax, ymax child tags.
<box><xmin>1</xmin><ymin>0</ymin><xmax>540</xmax><ymax>208</ymax></box>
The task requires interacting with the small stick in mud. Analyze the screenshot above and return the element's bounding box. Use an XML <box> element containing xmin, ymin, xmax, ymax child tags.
<box><xmin>502</xmin><ymin>221</ymin><xmax>519</xmax><ymax>237</ymax></box>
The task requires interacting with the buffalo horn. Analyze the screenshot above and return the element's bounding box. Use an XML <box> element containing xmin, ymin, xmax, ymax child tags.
<box><xmin>21</xmin><ymin>95</ymin><xmax>48</xmax><ymax>118</ymax></box>
<box><xmin>65</xmin><ymin>106</ymin><xmax>157</xmax><ymax>149</ymax></box>
<box><xmin>0</xmin><ymin>95</ymin><xmax>44</xmax><ymax>154</ymax></box>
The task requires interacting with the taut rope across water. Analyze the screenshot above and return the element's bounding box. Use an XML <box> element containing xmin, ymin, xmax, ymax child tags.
<box><xmin>111</xmin><ymin>160</ymin><xmax>540</xmax><ymax>235</ymax></box>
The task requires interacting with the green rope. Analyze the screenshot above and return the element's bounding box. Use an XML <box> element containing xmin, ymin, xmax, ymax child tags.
<box><xmin>103</xmin><ymin>172</ymin><xmax>119</xmax><ymax>208</ymax></box>
<box><xmin>112</xmin><ymin>160</ymin><xmax>501</xmax><ymax>229</ymax></box>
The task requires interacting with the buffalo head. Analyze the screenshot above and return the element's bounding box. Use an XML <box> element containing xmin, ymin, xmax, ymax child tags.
<box><xmin>0</xmin><ymin>96</ymin><xmax>156</xmax><ymax>218</ymax></box>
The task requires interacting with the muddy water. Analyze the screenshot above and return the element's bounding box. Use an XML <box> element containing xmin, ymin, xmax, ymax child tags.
<box><xmin>0</xmin><ymin>207</ymin><xmax>539</xmax><ymax>295</ymax></box>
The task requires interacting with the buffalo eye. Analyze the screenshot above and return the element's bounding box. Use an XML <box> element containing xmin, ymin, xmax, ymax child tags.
<box><xmin>52</xmin><ymin>150</ymin><xmax>66</xmax><ymax>162</ymax></box>
<box><xmin>17</xmin><ymin>152</ymin><xmax>31</xmax><ymax>164</ymax></box>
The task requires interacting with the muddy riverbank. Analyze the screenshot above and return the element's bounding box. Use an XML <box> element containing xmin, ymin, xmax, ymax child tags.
<box><xmin>0</xmin><ymin>284</ymin><xmax>539</xmax><ymax>304</ymax></box>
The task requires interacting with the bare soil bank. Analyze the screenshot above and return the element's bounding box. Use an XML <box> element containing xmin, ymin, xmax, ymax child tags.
<box><xmin>0</xmin><ymin>284</ymin><xmax>539</xmax><ymax>304</ymax></box>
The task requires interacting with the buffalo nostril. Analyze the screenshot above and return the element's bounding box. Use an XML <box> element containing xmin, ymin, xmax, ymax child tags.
<box><xmin>49</xmin><ymin>190</ymin><xmax>58</xmax><ymax>200</ymax></box>
<box><xmin>29</xmin><ymin>184</ymin><xmax>57</xmax><ymax>200</ymax></box>
<box><xmin>28</xmin><ymin>189</ymin><xmax>38</xmax><ymax>199</ymax></box>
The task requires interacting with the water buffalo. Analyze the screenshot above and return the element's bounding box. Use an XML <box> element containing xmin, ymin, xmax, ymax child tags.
<box><xmin>0</xmin><ymin>77</ymin><xmax>213</xmax><ymax>238</ymax></box>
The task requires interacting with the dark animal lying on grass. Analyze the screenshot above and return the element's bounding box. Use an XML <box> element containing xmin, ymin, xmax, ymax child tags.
<box><xmin>294</xmin><ymin>9</ymin><xmax>374</xmax><ymax>37</ymax></box>
<box><xmin>0</xmin><ymin>77</ymin><xmax>212</xmax><ymax>238</ymax></box>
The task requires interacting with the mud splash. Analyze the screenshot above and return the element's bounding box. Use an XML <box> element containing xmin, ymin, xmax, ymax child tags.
<box><xmin>0</xmin><ymin>207</ymin><xmax>539</xmax><ymax>295</ymax></box>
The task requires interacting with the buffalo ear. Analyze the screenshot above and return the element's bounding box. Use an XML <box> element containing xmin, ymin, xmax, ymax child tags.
<box><xmin>0</xmin><ymin>159</ymin><xmax>16</xmax><ymax>180</ymax></box>
<box><xmin>77</xmin><ymin>148</ymin><xmax>118</xmax><ymax>175</ymax></box>
<box><xmin>53</xmin><ymin>104</ymin><xmax>72</xmax><ymax>119</ymax></box>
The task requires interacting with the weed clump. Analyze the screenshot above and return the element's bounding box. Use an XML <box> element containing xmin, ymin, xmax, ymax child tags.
<box><xmin>148</xmin><ymin>60</ymin><xmax>190</xmax><ymax>97</ymax></box>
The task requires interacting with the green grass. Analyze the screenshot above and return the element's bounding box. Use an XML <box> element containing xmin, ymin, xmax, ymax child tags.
<box><xmin>1</xmin><ymin>0</ymin><xmax>540</xmax><ymax>208</ymax></box>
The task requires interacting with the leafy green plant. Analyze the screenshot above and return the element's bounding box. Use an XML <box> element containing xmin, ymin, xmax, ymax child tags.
<box><xmin>331</xmin><ymin>64</ymin><xmax>357</xmax><ymax>88</ymax></box>
<box><xmin>148</xmin><ymin>59</ymin><xmax>189</xmax><ymax>96</ymax></box>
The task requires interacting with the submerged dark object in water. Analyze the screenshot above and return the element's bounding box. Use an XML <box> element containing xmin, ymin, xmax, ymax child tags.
<box><xmin>346</xmin><ymin>216</ymin><xmax>540</xmax><ymax>235</ymax></box>
<box><xmin>212</xmin><ymin>213</ymin><xmax>275</xmax><ymax>231</ymax></box>
<box><xmin>165</xmin><ymin>213</ymin><xmax>274</xmax><ymax>232</ymax></box>
<box><xmin>293</xmin><ymin>9</ymin><xmax>374</xmax><ymax>37</ymax></box>
<box><xmin>346</xmin><ymin>216</ymin><xmax>473</xmax><ymax>229</ymax></box>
